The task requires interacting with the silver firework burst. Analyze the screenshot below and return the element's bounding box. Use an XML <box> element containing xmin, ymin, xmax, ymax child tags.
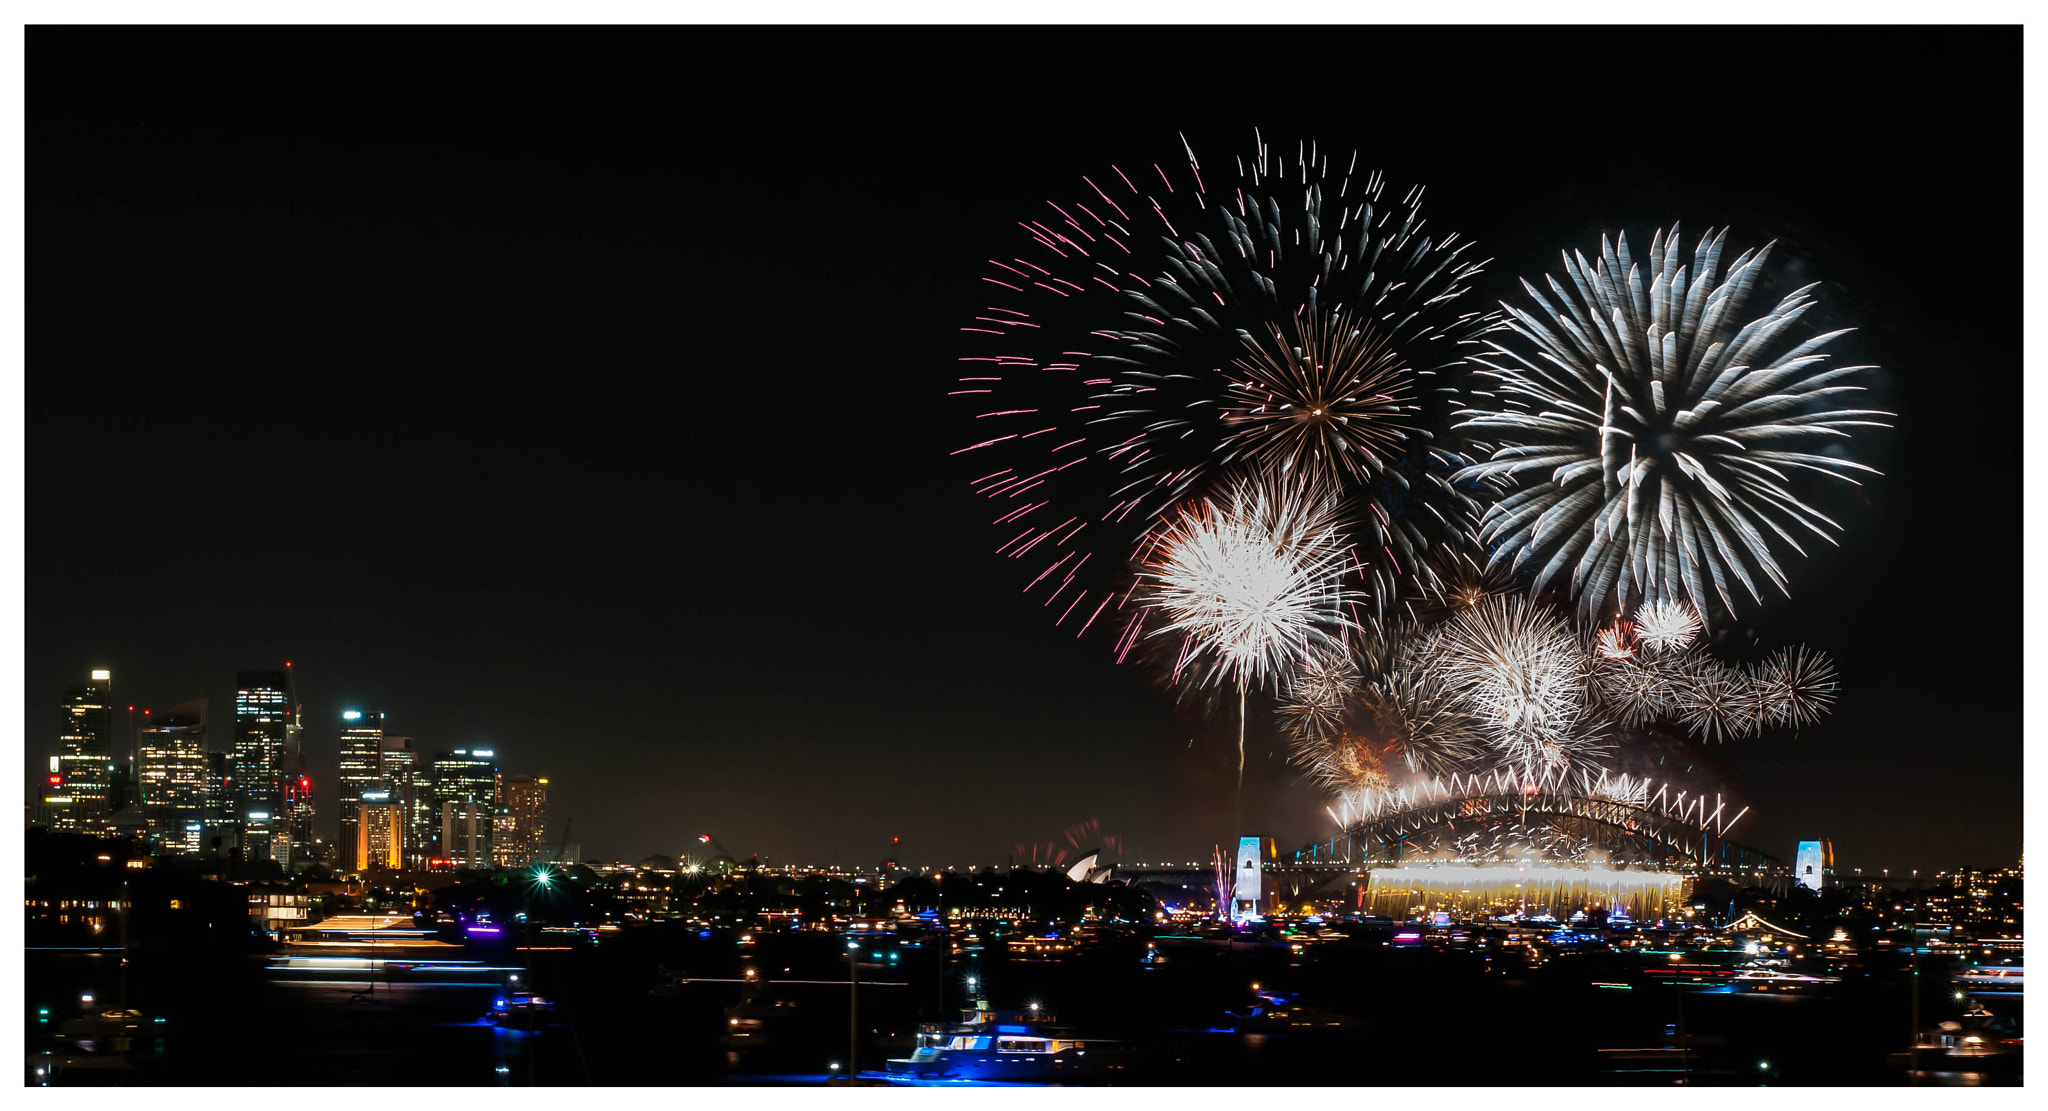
<box><xmin>1748</xmin><ymin>645</ymin><xmax>1838</xmax><ymax>729</ymax></box>
<box><xmin>1455</xmin><ymin>225</ymin><xmax>1890</xmax><ymax>618</ymax></box>
<box><xmin>1140</xmin><ymin>469</ymin><xmax>1360</xmax><ymax>781</ymax></box>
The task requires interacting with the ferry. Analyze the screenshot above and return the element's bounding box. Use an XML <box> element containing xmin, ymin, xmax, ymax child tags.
<box><xmin>882</xmin><ymin>996</ymin><xmax>1128</xmax><ymax>1083</ymax></box>
<box><xmin>1953</xmin><ymin>963</ymin><xmax>2024</xmax><ymax>995</ymax></box>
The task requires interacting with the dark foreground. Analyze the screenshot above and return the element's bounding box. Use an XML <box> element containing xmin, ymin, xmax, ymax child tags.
<box><xmin>25</xmin><ymin>925</ymin><xmax>2022</xmax><ymax>1086</ymax></box>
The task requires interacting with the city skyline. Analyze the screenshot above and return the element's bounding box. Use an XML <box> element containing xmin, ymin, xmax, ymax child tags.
<box><xmin>26</xmin><ymin>27</ymin><xmax>2022</xmax><ymax>874</ymax></box>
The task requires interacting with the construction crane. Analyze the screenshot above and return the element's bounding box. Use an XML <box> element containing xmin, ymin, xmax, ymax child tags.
<box><xmin>552</xmin><ymin>816</ymin><xmax>573</xmax><ymax>868</ymax></box>
<box><xmin>697</xmin><ymin>833</ymin><xmax>744</xmax><ymax>870</ymax></box>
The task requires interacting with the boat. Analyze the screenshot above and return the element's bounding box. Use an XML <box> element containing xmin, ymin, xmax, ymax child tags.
<box><xmin>1732</xmin><ymin>966</ymin><xmax>1836</xmax><ymax>993</ymax></box>
<box><xmin>1887</xmin><ymin>1000</ymin><xmax>2023</xmax><ymax>1073</ymax></box>
<box><xmin>1952</xmin><ymin>963</ymin><xmax>2024</xmax><ymax>995</ymax></box>
<box><xmin>881</xmin><ymin>994</ymin><xmax>1129</xmax><ymax>1083</ymax></box>
<box><xmin>719</xmin><ymin>977</ymin><xmax>799</xmax><ymax>1050</ymax></box>
<box><xmin>487</xmin><ymin>989</ymin><xmax>554</xmax><ymax>1029</ymax></box>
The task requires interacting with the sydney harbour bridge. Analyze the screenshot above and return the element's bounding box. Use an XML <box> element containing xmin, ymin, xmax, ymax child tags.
<box><xmin>1115</xmin><ymin>772</ymin><xmax>1785</xmax><ymax>918</ymax></box>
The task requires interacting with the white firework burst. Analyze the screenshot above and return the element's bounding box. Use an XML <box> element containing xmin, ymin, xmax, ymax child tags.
<box><xmin>1634</xmin><ymin>599</ymin><xmax>1704</xmax><ymax>654</ymax></box>
<box><xmin>1592</xmin><ymin>654</ymin><xmax>1685</xmax><ymax>727</ymax></box>
<box><xmin>1749</xmin><ymin>646</ymin><xmax>1838</xmax><ymax>729</ymax></box>
<box><xmin>1278</xmin><ymin>645</ymin><xmax>1361</xmax><ymax>741</ymax></box>
<box><xmin>1361</xmin><ymin>665</ymin><xmax>1488</xmax><ymax>778</ymax></box>
<box><xmin>1431</xmin><ymin>595</ymin><xmax>1601</xmax><ymax>776</ymax></box>
<box><xmin>1674</xmin><ymin>661</ymin><xmax>1759</xmax><ymax>742</ymax></box>
<box><xmin>1140</xmin><ymin>469</ymin><xmax>1360</xmax><ymax>782</ymax></box>
<box><xmin>1140</xmin><ymin>471</ymin><xmax>1358</xmax><ymax>688</ymax></box>
<box><xmin>1454</xmin><ymin>224</ymin><xmax>1890</xmax><ymax>619</ymax></box>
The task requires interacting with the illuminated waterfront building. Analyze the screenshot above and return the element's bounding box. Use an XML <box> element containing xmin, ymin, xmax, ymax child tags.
<box><xmin>494</xmin><ymin>775</ymin><xmax>549</xmax><ymax>867</ymax></box>
<box><xmin>336</xmin><ymin>709</ymin><xmax>385</xmax><ymax>869</ymax></box>
<box><xmin>430</xmin><ymin>748</ymin><xmax>500</xmax><ymax>858</ymax></box>
<box><xmin>54</xmin><ymin>669</ymin><xmax>115</xmax><ymax>831</ymax></box>
<box><xmin>137</xmin><ymin>699</ymin><xmax>208</xmax><ymax>853</ymax></box>
<box><xmin>1923</xmin><ymin>864</ymin><xmax>2025</xmax><ymax>935</ymax></box>
<box><xmin>441</xmin><ymin>799</ymin><xmax>493</xmax><ymax>869</ymax></box>
<box><xmin>233</xmin><ymin>671</ymin><xmax>293</xmax><ymax>867</ymax></box>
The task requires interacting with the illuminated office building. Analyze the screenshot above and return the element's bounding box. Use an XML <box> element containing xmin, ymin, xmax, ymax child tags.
<box><xmin>351</xmin><ymin>790</ymin><xmax>406</xmax><ymax>872</ymax></box>
<box><xmin>38</xmin><ymin>757</ymin><xmax>76</xmax><ymax>829</ymax></box>
<box><xmin>233</xmin><ymin>671</ymin><xmax>293</xmax><ymax>867</ymax></box>
<box><xmin>244</xmin><ymin>808</ymin><xmax>279</xmax><ymax>867</ymax></box>
<box><xmin>204</xmin><ymin>750</ymin><xmax>233</xmax><ymax>846</ymax></box>
<box><xmin>285</xmin><ymin>773</ymin><xmax>317</xmax><ymax>864</ymax></box>
<box><xmin>336</xmin><ymin>709</ymin><xmax>385</xmax><ymax>870</ymax></box>
<box><xmin>380</xmin><ymin>735</ymin><xmax>430</xmax><ymax>867</ymax></box>
<box><xmin>54</xmin><ymin>669</ymin><xmax>115</xmax><ymax>831</ymax></box>
<box><xmin>137</xmin><ymin>699</ymin><xmax>208</xmax><ymax>853</ymax></box>
<box><xmin>430</xmin><ymin>748</ymin><xmax>500</xmax><ymax>858</ymax></box>
<box><xmin>441</xmin><ymin>799</ymin><xmax>492</xmax><ymax>869</ymax></box>
<box><xmin>495</xmin><ymin>775</ymin><xmax>549</xmax><ymax>867</ymax></box>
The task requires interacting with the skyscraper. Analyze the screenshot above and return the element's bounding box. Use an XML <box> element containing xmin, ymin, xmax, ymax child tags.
<box><xmin>204</xmin><ymin>750</ymin><xmax>234</xmax><ymax>849</ymax></box>
<box><xmin>137</xmin><ymin>699</ymin><xmax>208</xmax><ymax>854</ymax></box>
<box><xmin>440</xmin><ymin>799</ymin><xmax>492</xmax><ymax>869</ymax></box>
<box><xmin>379</xmin><ymin>735</ymin><xmax>427</xmax><ymax>867</ymax></box>
<box><xmin>336</xmin><ymin>709</ymin><xmax>385</xmax><ymax>872</ymax></box>
<box><xmin>282</xmin><ymin>662</ymin><xmax>311</xmax><ymax>863</ymax></box>
<box><xmin>495</xmin><ymin>775</ymin><xmax>549</xmax><ymax>867</ymax></box>
<box><xmin>430</xmin><ymin>747</ymin><xmax>500</xmax><ymax>861</ymax></box>
<box><xmin>285</xmin><ymin>773</ymin><xmax>317</xmax><ymax>865</ymax></box>
<box><xmin>54</xmin><ymin>669</ymin><xmax>115</xmax><ymax>831</ymax></box>
<box><xmin>233</xmin><ymin>671</ymin><xmax>293</xmax><ymax>868</ymax></box>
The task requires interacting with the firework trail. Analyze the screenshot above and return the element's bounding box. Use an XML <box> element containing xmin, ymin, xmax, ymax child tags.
<box><xmin>955</xmin><ymin>133</ymin><xmax>1496</xmax><ymax>641</ymax></box>
<box><xmin>1454</xmin><ymin>225</ymin><xmax>1889</xmax><ymax>619</ymax></box>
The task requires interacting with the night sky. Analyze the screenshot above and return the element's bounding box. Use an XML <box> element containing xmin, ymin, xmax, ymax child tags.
<box><xmin>28</xmin><ymin>27</ymin><xmax>2020</xmax><ymax>874</ymax></box>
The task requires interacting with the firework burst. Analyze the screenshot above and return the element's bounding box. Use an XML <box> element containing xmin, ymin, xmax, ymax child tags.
<box><xmin>1634</xmin><ymin>598</ymin><xmax>1704</xmax><ymax>653</ymax></box>
<box><xmin>1138</xmin><ymin>471</ymin><xmax>1358</xmax><ymax>689</ymax></box>
<box><xmin>1138</xmin><ymin>469</ymin><xmax>1360</xmax><ymax>781</ymax></box>
<box><xmin>1455</xmin><ymin>225</ymin><xmax>1890</xmax><ymax>618</ymax></box>
<box><xmin>1357</xmin><ymin>666</ymin><xmax>1488</xmax><ymax>777</ymax></box>
<box><xmin>1432</xmin><ymin>596</ymin><xmax>1602</xmax><ymax>776</ymax></box>
<box><xmin>1673</xmin><ymin>660</ymin><xmax>1758</xmax><ymax>742</ymax></box>
<box><xmin>956</xmin><ymin>134</ymin><xmax>1496</xmax><ymax>635</ymax></box>
<box><xmin>1277</xmin><ymin>645</ymin><xmax>1361</xmax><ymax>741</ymax></box>
<box><xmin>1749</xmin><ymin>645</ymin><xmax>1838</xmax><ymax>728</ymax></box>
